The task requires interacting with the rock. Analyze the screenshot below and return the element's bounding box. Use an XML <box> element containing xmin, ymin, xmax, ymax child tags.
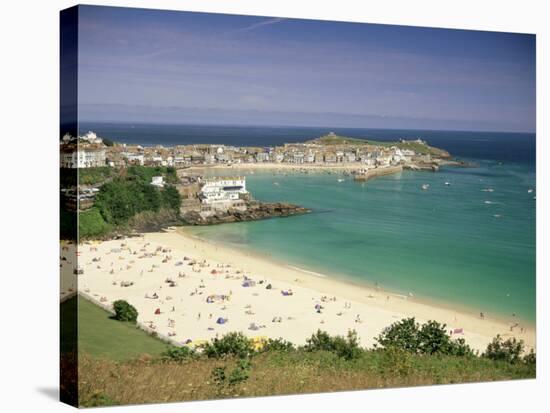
<box><xmin>182</xmin><ymin>201</ymin><xmax>311</xmax><ymax>225</ymax></box>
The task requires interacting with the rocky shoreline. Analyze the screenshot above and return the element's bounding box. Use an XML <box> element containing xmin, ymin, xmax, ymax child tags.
<box><xmin>182</xmin><ymin>201</ymin><xmax>311</xmax><ymax>225</ymax></box>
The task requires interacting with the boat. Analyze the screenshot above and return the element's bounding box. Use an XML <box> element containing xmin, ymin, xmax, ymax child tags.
<box><xmin>444</xmin><ymin>181</ymin><xmax>451</xmax><ymax>186</ymax></box>
<box><xmin>528</xmin><ymin>188</ymin><xmax>534</xmax><ymax>193</ymax></box>
<box><xmin>481</xmin><ymin>188</ymin><xmax>494</xmax><ymax>192</ymax></box>
<box><xmin>421</xmin><ymin>184</ymin><xmax>430</xmax><ymax>190</ymax></box>
<box><xmin>273</xmin><ymin>182</ymin><xmax>280</xmax><ymax>186</ymax></box>
<box><xmin>337</xmin><ymin>178</ymin><xmax>345</xmax><ymax>183</ymax></box>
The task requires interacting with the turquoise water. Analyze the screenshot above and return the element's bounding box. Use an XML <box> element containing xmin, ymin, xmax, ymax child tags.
<box><xmin>90</xmin><ymin>122</ymin><xmax>535</xmax><ymax>322</ymax></box>
<box><xmin>191</xmin><ymin>160</ymin><xmax>536</xmax><ymax>323</ymax></box>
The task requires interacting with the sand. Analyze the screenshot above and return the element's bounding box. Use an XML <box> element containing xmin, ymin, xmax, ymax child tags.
<box><xmin>187</xmin><ymin>162</ymin><xmax>366</xmax><ymax>174</ymax></box>
<box><xmin>72</xmin><ymin>230</ymin><xmax>535</xmax><ymax>353</ymax></box>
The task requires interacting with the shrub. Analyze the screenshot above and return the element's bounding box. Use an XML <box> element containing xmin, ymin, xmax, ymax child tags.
<box><xmin>418</xmin><ymin>320</ymin><xmax>453</xmax><ymax>355</ymax></box>
<box><xmin>523</xmin><ymin>349</ymin><xmax>536</xmax><ymax>366</ymax></box>
<box><xmin>304</xmin><ymin>330</ymin><xmax>362</xmax><ymax>360</ymax></box>
<box><xmin>210</xmin><ymin>359</ymin><xmax>252</xmax><ymax>395</ymax></box>
<box><xmin>112</xmin><ymin>300</ymin><xmax>138</xmax><ymax>323</ymax></box>
<box><xmin>376</xmin><ymin>318</ymin><xmax>475</xmax><ymax>357</ymax></box>
<box><xmin>203</xmin><ymin>332</ymin><xmax>255</xmax><ymax>359</ymax></box>
<box><xmin>483</xmin><ymin>335</ymin><xmax>524</xmax><ymax>364</ymax></box>
<box><xmin>162</xmin><ymin>345</ymin><xmax>195</xmax><ymax>362</ymax></box>
<box><xmin>448</xmin><ymin>338</ymin><xmax>475</xmax><ymax>357</ymax></box>
<box><xmin>79</xmin><ymin>207</ymin><xmax>111</xmax><ymax>238</ymax></box>
<box><xmin>228</xmin><ymin>358</ymin><xmax>252</xmax><ymax>386</ymax></box>
<box><xmin>378</xmin><ymin>346</ymin><xmax>413</xmax><ymax>377</ymax></box>
<box><xmin>261</xmin><ymin>338</ymin><xmax>296</xmax><ymax>352</ymax></box>
<box><xmin>304</xmin><ymin>330</ymin><xmax>333</xmax><ymax>352</ymax></box>
<box><xmin>375</xmin><ymin>317</ymin><xmax>420</xmax><ymax>353</ymax></box>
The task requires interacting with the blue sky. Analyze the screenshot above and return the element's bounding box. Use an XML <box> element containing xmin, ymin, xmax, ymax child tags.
<box><xmin>76</xmin><ymin>5</ymin><xmax>536</xmax><ymax>132</ymax></box>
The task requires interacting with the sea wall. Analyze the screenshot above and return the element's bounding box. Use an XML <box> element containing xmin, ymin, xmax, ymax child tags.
<box><xmin>353</xmin><ymin>165</ymin><xmax>403</xmax><ymax>182</ymax></box>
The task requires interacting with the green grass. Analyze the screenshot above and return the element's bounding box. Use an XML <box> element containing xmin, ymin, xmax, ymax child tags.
<box><xmin>64</xmin><ymin>296</ymin><xmax>535</xmax><ymax>406</ymax></box>
<box><xmin>78</xmin><ymin>349</ymin><xmax>535</xmax><ymax>406</ymax></box>
<box><xmin>64</xmin><ymin>296</ymin><xmax>169</xmax><ymax>361</ymax></box>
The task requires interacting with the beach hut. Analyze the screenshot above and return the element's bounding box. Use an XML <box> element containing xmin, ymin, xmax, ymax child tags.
<box><xmin>216</xmin><ymin>317</ymin><xmax>227</xmax><ymax>324</ymax></box>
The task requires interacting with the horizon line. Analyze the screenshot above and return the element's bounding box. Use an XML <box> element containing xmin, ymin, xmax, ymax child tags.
<box><xmin>75</xmin><ymin>119</ymin><xmax>536</xmax><ymax>136</ymax></box>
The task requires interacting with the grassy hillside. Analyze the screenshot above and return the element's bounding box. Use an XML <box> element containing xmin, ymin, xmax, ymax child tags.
<box><xmin>62</xmin><ymin>296</ymin><xmax>169</xmax><ymax>361</ymax></box>
<box><xmin>65</xmin><ymin>298</ymin><xmax>535</xmax><ymax>407</ymax></box>
<box><xmin>307</xmin><ymin>134</ymin><xmax>450</xmax><ymax>157</ymax></box>
<box><xmin>78</xmin><ymin>345</ymin><xmax>535</xmax><ymax>406</ymax></box>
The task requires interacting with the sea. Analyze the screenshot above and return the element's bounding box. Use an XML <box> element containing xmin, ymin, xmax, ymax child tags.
<box><xmin>81</xmin><ymin>122</ymin><xmax>536</xmax><ymax>323</ymax></box>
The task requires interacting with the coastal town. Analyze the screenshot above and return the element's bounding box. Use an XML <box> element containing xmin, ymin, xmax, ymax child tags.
<box><xmin>60</xmin><ymin>131</ymin><xmax>459</xmax><ymax>225</ymax></box>
<box><xmin>60</xmin><ymin>131</ymin><xmax>451</xmax><ymax>171</ymax></box>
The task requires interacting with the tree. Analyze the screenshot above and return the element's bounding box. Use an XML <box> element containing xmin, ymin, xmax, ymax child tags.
<box><xmin>112</xmin><ymin>300</ymin><xmax>138</xmax><ymax>323</ymax></box>
<box><xmin>161</xmin><ymin>185</ymin><xmax>181</xmax><ymax>211</ymax></box>
<box><xmin>417</xmin><ymin>320</ymin><xmax>452</xmax><ymax>355</ymax></box>
<box><xmin>483</xmin><ymin>335</ymin><xmax>524</xmax><ymax>364</ymax></box>
<box><xmin>203</xmin><ymin>332</ymin><xmax>255</xmax><ymax>359</ymax></box>
<box><xmin>375</xmin><ymin>317</ymin><xmax>420</xmax><ymax>353</ymax></box>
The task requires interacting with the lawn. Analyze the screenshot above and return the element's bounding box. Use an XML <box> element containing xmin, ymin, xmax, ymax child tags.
<box><xmin>62</xmin><ymin>296</ymin><xmax>169</xmax><ymax>361</ymax></box>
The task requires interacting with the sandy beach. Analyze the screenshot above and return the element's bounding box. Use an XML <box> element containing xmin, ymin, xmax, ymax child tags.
<box><xmin>71</xmin><ymin>230</ymin><xmax>535</xmax><ymax>353</ymax></box>
<box><xmin>187</xmin><ymin>162</ymin><xmax>367</xmax><ymax>174</ymax></box>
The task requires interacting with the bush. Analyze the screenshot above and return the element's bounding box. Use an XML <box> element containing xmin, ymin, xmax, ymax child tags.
<box><xmin>261</xmin><ymin>338</ymin><xmax>296</xmax><ymax>352</ymax></box>
<box><xmin>523</xmin><ymin>349</ymin><xmax>536</xmax><ymax>366</ymax></box>
<box><xmin>304</xmin><ymin>330</ymin><xmax>362</xmax><ymax>360</ymax></box>
<box><xmin>228</xmin><ymin>358</ymin><xmax>252</xmax><ymax>386</ymax></box>
<box><xmin>378</xmin><ymin>346</ymin><xmax>413</xmax><ymax>377</ymax></box>
<box><xmin>79</xmin><ymin>207</ymin><xmax>111</xmax><ymax>238</ymax></box>
<box><xmin>162</xmin><ymin>345</ymin><xmax>195</xmax><ymax>362</ymax></box>
<box><xmin>210</xmin><ymin>359</ymin><xmax>252</xmax><ymax>395</ymax></box>
<box><xmin>376</xmin><ymin>318</ymin><xmax>475</xmax><ymax>357</ymax></box>
<box><xmin>448</xmin><ymin>338</ymin><xmax>475</xmax><ymax>357</ymax></box>
<box><xmin>418</xmin><ymin>320</ymin><xmax>453</xmax><ymax>355</ymax></box>
<box><xmin>112</xmin><ymin>300</ymin><xmax>138</xmax><ymax>323</ymax></box>
<box><xmin>375</xmin><ymin>317</ymin><xmax>420</xmax><ymax>353</ymax></box>
<box><xmin>203</xmin><ymin>332</ymin><xmax>255</xmax><ymax>359</ymax></box>
<box><xmin>483</xmin><ymin>335</ymin><xmax>524</xmax><ymax>364</ymax></box>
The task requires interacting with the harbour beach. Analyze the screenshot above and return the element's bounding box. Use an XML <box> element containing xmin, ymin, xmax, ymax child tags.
<box><xmin>73</xmin><ymin>229</ymin><xmax>535</xmax><ymax>354</ymax></box>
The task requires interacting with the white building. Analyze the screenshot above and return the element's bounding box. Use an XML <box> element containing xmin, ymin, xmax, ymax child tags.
<box><xmin>60</xmin><ymin>144</ymin><xmax>106</xmax><ymax>168</ymax></box>
<box><xmin>204</xmin><ymin>153</ymin><xmax>216</xmax><ymax>164</ymax></box>
<box><xmin>122</xmin><ymin>152</ymin><xmax>145</xmax><ymax>165</ymax></box>
<box><xmin>151</xmin><ymin>176</ymin><xmax>165</xmax><ymax>188</ymax></box>
<box><xmin>344</xmin><ymin>152</ymin><xmax>356</xmax><ymax>163</ymax></box>
<box><xmin>80</xmin><ymin>131</ymin><xmax>103</xmax><ymax>144</ymax></box>
<box><xmin>200</xmin><ymin>177</ymin><xmax>248</xmax><ymax>204</ymax></box>
<box><xmin>256</xmin><ymin>152</ymin><xmax>270</xmax><ymax>162</ymax></box>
